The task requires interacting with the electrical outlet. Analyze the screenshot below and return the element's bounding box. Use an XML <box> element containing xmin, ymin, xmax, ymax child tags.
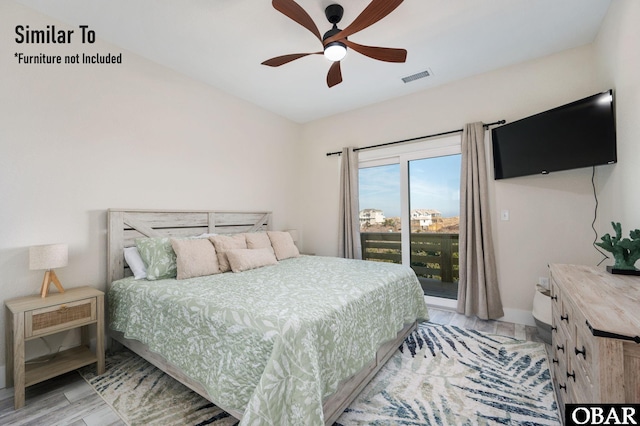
<box><xmin>501</xmin><ymin>209</ymin><xmax>510</xmax><ymax>221</ymax></box>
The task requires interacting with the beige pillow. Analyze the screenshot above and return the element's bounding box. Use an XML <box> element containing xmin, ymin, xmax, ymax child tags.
<box><xmin>226</xmin><ymin>248</ymin><xmax>278</xmax><ymax>273</ymax></box>
<box><xmin>244</xmin><ymin>232</ymin><xmax>274</xmax><ymax>252</ymax></box>
<box><xmin>209</xmin><ymin>234</ymin><xmax>247</xmax><ymax>272</ymax></box>
<box><xmin>170</xmin><ymin>238</ymin><xmax>220</xmax><ymax>280</ymax></box>
<box><xmin>267</xmin><ymin>231</ymin><xmax>300</xmax><ymax>260</ymax></box>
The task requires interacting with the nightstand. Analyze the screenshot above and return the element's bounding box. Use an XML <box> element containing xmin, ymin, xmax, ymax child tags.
<box><xmin>4</xmin><ymin>286</ymin><xmax>105</xmax><ymax>409</ymax></box>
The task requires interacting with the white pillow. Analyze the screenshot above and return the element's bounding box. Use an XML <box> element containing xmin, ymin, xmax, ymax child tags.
<box><xmin>244</xmin><ymin>232</ymin><xmax>275</xmax><ymax>253</ymax></box>
<box><xmin>171</xmin><ymin>238</ymin><xmax>220</xmax><ymax>280</ymax></box>
<box><xmin>267</xmin><ymin>231</ymin><xmax>300</xmax><ymax>260</ymax></box>
<box><xmin>226</xmin><ymin>248</ymin><xmax>278</xmax><ymax>273</ymax></box>
<box><xmin>209</xmin><ymin>234</ymin><xmax>247</xmax><ymax>272</ymax></box>
<box><xmin>124</xmin><ymin>246</ymin><xmax>147</xmax><ymax>280</ymax></box>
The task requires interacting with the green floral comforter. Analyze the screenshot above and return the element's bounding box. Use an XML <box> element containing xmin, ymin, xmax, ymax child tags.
<box><xmin>109</xmin><ymin>255</ymin><xmax>429</xmax><ymax>425</ymax></box>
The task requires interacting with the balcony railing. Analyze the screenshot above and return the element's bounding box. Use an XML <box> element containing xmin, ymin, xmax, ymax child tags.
<box><xmin>360</xmin><ymin>232</ymin><xmax>459</xmax><ymax>299</ymax></box>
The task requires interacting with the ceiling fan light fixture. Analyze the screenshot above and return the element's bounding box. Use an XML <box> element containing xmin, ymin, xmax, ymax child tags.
<box><xmin>262</xmin><ymin>0</ymin><xmax>407</xmax><ymax>87</ymax></box>
<box><xmin>324</xmin><ymin>41</ymin><xmax>347</xmax><ymax>61</ymax></box>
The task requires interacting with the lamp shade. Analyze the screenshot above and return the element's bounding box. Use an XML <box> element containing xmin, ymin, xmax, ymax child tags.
<box><xmin>29</xmin><ymin>244</ymin><xmax>68</xmax><ymax>270</ymax></box>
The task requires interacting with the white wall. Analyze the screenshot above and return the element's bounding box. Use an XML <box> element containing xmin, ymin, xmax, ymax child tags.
<box><xmin>299</xmin><ymin>45</ymin><xmax>607</xmax><ymax>324</ymax></box>
<box><xmin>594</xmin><ymin>0</ymin><xmax>640</xmax><ymax>230</ymax></box>
<box><xmin>0</xmin><ymin>1</ymin><xmax>301</xmax><ymax>376</ymax></box>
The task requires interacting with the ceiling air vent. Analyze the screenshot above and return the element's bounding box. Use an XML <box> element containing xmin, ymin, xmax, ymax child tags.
<box><xmin>401</xmin><ymin>69</ymin><xmax>431</xmax><ymax>83</ymax></box>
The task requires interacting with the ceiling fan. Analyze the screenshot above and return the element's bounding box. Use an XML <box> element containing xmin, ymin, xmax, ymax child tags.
<box><xmin>261</xmin><ymin>0</ymin><xmax>407</xmax><ymax>88</ymax></box>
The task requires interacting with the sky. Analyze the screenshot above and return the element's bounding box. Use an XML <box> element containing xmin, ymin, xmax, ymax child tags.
<box><xmin>359</xmin><ymin>154</ymin><xmax>461</xmax><ymax>218</ymax></box>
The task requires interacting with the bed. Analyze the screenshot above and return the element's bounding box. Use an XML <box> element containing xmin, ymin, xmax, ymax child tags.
<box><xmin>107</xmin><ymin>209</ymin><xmax>429</xmax><ymax>425</ymax></box>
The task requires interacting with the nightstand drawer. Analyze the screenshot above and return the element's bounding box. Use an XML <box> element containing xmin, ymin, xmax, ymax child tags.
<box><xmin>25</xmin><ymin>298</ymin><xmax>96</xmax><ymax>338</ymax></box>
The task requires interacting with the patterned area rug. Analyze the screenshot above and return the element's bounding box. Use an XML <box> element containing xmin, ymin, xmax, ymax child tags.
<box><xmin>80</xmin><ymin>323</ymin><xmax>559</xmax><ymax>425</ymax></box>
<box><xmin>338</xmin><ymin>323</ymin><xmax>559</xmax><ymax>425</ymax></box>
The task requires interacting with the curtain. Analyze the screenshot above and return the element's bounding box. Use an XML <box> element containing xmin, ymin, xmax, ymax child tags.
<box><xmin>338</xmin><ymin>147</ymin><xmax>362</xmax><ymax>259</ymax></box>
<box><xmin>457</xmin><ymin>122</ymin><xmax>504</xmax><ymax>320</ymax></box>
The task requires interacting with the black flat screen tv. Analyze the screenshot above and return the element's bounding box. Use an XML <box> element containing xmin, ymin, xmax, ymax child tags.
<box><xmin>492</xmin><ymin>90</ymin><xmax>617</xmax><ymax>180</ymax></box>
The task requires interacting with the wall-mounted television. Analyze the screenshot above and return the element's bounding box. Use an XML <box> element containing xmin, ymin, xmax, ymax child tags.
<box><xmin>491</xmin><ymin>90</ymin><xmax>617</xmax><ymax>180</ymax></box>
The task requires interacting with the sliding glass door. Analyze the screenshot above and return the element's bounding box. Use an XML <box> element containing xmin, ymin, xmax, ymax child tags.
<box><xmin>359</xmin><ymin>138</ymin><xmax>461</xmax><ymax>300</ymax></box>
<box><xmin>408</xmin><ymin>155</ymin><xmax>460</xmax><ymax>299</ymax></box>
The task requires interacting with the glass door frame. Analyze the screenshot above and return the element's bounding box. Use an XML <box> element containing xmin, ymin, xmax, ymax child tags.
<box><xmin>359</xmin><ymin>135</ymin><xmax>461</xmax><ymax>305</ymax></box>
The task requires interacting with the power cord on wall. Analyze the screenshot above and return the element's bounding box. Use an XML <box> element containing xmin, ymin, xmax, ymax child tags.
<box><xmin>591</xmin><ymin>166</ymin><xmax>610</xmax><ymax>266</ymax></box>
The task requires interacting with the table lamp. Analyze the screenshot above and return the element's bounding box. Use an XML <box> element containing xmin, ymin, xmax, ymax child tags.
<box><xmin>29</xmin><ymin>243</ymin><xmax>68</xmax><ymax>297</ymax></box>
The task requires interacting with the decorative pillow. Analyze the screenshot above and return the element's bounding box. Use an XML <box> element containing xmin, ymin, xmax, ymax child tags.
<box><xmin>226</xmin><ymin>248</ymin><xmax>278</xmax><ymax>273</ymax></box>
<box><xmin>267</xmin><ymin>231</ymin><xmax>300</xmax><ymax>260</ymax></box>
<box><xmin>244</xmin><ymin>232</ymin><xmax>274</xmax><ymax>252</ymax></box>
<box><xmin>124</xmin><ymin>246</ymin><xmax>147</xmax><ymax>280</ymax></box>
<box><xmin>170</xmin><ymin>238</ymin><xmax>220</xmax><ymax>280</ymax></box>
<box><xmin>209</xmin><ymin>234</ymin><xmax>247</xmax><ymax>272</ymax></box>
<box><xmin>135</xmin><ymin>237</ymin><xmax>177</xmax><ymax>280</ymax></box>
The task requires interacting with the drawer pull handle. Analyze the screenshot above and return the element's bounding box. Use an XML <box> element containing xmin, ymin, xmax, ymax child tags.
<box><xmin>551</xmin><ymin>295</ymin><xmax>558</xmax><ymax>301</ymax></box>
<box><xmin>575</xmin><ymin>346</ymin><xmax>586</xmax><ymax>358</ymax></box>
<box><xmin>557</xmin><ymin>344</ymin><xmax>565</xmax><ymax>353</ymax></box>
<box><xmin>57</xmin><ymin>305</ymin><xmax>68</xmax><ymax>313</ymax></box>
<box><xmin>551</xmin><ymin>326</ymin><xmax>557</xmax><ymax>332</ymax></box>
<box><xmin>567</xmin><ymin>371</ymin><xmax>576</xmax><ymax>381</ymax></box>
<box><xmin>552</xmin><ymin>358</ymin><xmax>559</xmax><ymax>364</ymax></box>
<box><xmin>559</xmin><ymin>384</ymin><xmax>567</xmax><ymax>392</ymax></box>
<box><xmin>560</xmin><ymin>314</ymin><xmax>569</xmax><ymax>322</ymax></box>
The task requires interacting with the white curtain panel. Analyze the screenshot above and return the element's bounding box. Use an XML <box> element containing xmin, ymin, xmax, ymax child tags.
<box><xmin>457</xmin><ymin>123</ymin><xmax>504</xmax><ymax>320</ymax></box>
<box><xmin>338</xmin><ymin>147</ymin><xmax>362</xmax><ymax>259</ymax></box>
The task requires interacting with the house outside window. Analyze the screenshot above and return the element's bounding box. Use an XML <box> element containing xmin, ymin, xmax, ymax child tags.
<box><xmin>358</xmin><ymin>136</ymin><xmax>461</xmax><ymax>301</ymax></box>
<box><xmin>359</xmin><ymin>209</ymin><xmax>385</xmax><ymax>227</ymax></box>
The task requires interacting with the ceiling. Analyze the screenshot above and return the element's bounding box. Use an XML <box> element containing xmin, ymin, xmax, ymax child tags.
<box><xmin>16</xmin><ymin>0</ymin><xmax>611</xmax><ymax>123</ymax></box>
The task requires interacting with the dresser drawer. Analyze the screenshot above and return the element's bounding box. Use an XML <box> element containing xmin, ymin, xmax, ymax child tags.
<box><xmin>553</xmin><ymin>319</ymin><xmax>569</xmax><ymax>362</ymax></box>
<box><xmin>551</xmin><ymin>278</ymin><xmax>572</xmax><ymax>336</ymax></box>
<box><xmin>552</xmin><ymin>319</ymin><xmax>569</xmax><ymax>397</ymax></box>
<box><xmin>550</xmin><ymin>277</ymin><xmax>561</xmax><ymax>315</ymax></box>
<box><xmin>25</xmin><ymin>297</ymin><xmax>97</xmax><ymax>338</ymax></box>
<box><xmin>557</xmin><ymin>295</ymin><xmax>575</xmax><ymax>340</ymax></box>
<box><xmin>573</xmin><ymin>318</ymin><xmax>596</xmax><ymax>383</ymax></box>
<box><xmin>568</xmin><ymin>353</ymin><xmax>594</xmax><ymax>402</ymax></box>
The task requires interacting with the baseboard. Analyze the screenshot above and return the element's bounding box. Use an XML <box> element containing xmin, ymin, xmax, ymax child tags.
<box><xmin>500</xmin><ymin>308</ymin><xmax>536</xmax><ymax>327</ymax></box>
<box><xmin>425</xmin><ymin>296</ymin><xmax>536</xmax><ymax>327</ymax></box>
<box><xmin>424</xmin><ymin>295</ymin><xmax>457</xmax><ymax>310</ymax></box>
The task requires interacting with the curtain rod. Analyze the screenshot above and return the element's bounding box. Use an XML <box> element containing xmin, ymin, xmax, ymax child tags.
<box><xmin>325</xmin><ymin>120</ymin><xmax>506</xmax><ymax>157</ymax></box>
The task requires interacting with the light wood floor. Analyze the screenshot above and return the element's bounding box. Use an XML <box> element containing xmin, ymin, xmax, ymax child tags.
<box><xmin>0</xmin><ymin>307</ymin><xmax>544</xmax><ymax>426</ymax></box>
<box><xmin>428</xmin><ymin>307</ymin><xmax>544</xmax><ymax>343</ymax></box>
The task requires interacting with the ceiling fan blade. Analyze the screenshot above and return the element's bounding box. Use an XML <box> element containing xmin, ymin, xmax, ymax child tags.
<box><xmin>343</xmin><ymin>40</ymin><xmax>407</xmax><ymax>63</ymax></box>
<box><xmin>261</xmin><ymin>52</ymin><xmax>323</xmax><ymax>67</ymax></box>
<box><xmin>324</xmin><ymin>0</ymin><xmax>403</xmax><ymax>45</ymax></box>
<box><xmin>327</xmin><ymin>61</ymin><xmax>343</xmax><ymax>88</ymax></box>
<box><xmin>272</xmin><ymin>0</ymin><xmax>322</xmax><ymax>42</ymax></box>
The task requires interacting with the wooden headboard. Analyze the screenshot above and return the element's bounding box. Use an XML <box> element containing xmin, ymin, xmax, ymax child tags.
<box><xmin>107</xmin><ymin>209</ymin><xmax>272</xmax><ymax>284</ymax></box>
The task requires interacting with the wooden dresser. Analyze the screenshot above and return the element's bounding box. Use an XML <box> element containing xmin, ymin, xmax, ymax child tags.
<box><xmin>550</xmin><ymin>264</ymin><xmax>640</xmax><ymax>415</ymax></box>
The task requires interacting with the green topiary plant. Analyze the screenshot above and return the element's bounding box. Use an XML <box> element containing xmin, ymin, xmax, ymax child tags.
<box><xmin>596</xmin><ymin>222</ymin><xmax>640</xmax><ymax>270</ymax></box>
